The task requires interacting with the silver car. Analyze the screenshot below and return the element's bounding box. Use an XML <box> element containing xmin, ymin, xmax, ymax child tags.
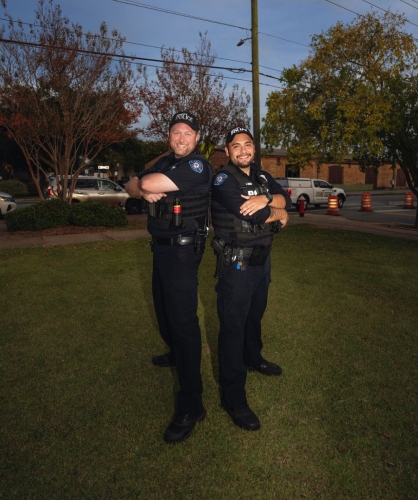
<box><xmin>0</xmin><ymin>191</ymin><xmax>17</xmax><ymax>219</ymax></box>
<box><xmin>45</xmin><ymin>176</ymin><xmax>143</xmax><ymax>214</ymax></box>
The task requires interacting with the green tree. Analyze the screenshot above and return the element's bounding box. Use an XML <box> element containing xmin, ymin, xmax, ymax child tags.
<box><xmin>94</xmin><ymin>138</ymin><xmax>167</xmax><ymax>177</ymax></box>
<box><xmin>262</xmin><ymin>11</ymin><xmax>418</xmax><ymax>226</ymax></box>
<box><xmin>0</xmin><ymin>0</ymin><xmax>142</xmax><ymax>200</ymax></box>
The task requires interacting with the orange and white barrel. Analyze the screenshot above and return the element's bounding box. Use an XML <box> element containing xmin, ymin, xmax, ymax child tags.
<box><xmin>403</xmin><ymin>192</ymin><xmax>415</xmax><ymax>209</ymax></box>
<box><xmin>360</xmin><ymin>192</ymin><xmax>372</xmax><ymax>212</ymax></box>
<box><xmin>327</xmin><ymin>196</ymin><xmax>339</xmax><ymax>216</ymax></box>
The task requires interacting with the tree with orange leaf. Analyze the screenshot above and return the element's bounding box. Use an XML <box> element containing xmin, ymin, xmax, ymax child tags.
<box><xmin>0</xmin><ymin>0</ymin><xmax>142</xmax><ymax>200</ymax></box>
<box><xmin>138</xmin><ymin>32</ymin><xmax>250</xmax><ymax>158</ymax></box>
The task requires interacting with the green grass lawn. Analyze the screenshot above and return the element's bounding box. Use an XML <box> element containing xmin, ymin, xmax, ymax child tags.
<box><xmin>1</xmin><ymin>225</ymin><xmax>417</xmax><ymax>499</ymax></box>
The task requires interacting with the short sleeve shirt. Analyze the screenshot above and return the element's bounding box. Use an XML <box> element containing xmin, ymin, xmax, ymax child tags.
<box><xmin>146</xmin><ymin>151</ymin><xmax>212</xmax><ymax>238</ymax></box>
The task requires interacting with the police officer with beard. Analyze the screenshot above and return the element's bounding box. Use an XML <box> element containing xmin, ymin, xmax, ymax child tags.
<box><xmin>125</xmin><ymin>112</ymin><xmax>211</xmax><ymax>443</ymax></box>
<box><xmin>211</xmin><ymin>127</ymin><xmax>292</xmax><ymax>431</ymax></box>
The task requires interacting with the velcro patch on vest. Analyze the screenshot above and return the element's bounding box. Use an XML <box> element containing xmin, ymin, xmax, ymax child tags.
<box><xmin>189</xmin><ymin>159</ymin><xmax>204</xmax><ymax>173</ymax></box>
<box><xmin>214</xmin><ymin>173</ymin><xmax>228</xmax><ymax>185</ymax></box>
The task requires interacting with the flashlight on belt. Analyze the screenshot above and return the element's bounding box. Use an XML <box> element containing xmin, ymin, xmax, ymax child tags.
<box><xmin>173</xmin><ymin>197</ymin><xmax>181</xmax><ymax>226</ymax></box>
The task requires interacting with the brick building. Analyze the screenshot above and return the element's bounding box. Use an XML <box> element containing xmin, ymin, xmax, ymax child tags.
<box><xmin>144</xmin><ymin>147</ymin><xmax>408</xmax><ymax>189</ymax></box>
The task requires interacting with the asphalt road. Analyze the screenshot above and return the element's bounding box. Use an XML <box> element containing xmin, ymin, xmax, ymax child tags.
<box><xmin>293</xmin><ymin>192</ymin><xmax>417</xmax><ymax>225</ymax></box>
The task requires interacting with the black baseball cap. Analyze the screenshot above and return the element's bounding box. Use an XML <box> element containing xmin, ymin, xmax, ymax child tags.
<box><xmin>225</xmin><ymin>127</ymin><xmax>254</xmax><ymax>145</ymax></box>
<box><xmin>169</xmin><ymin>111</ymin><xmax>199</xmax><ymax>132</ymax></box>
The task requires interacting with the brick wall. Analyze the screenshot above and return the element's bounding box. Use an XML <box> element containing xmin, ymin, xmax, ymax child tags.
<box><xmin>144</xmin><ymin>148</ymin><xmax>406</xmax><ymax>189</ymax></box>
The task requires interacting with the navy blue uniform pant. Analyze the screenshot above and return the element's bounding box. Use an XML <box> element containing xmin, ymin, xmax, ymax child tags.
<box><xmin>152</xmin><ymin>244</ymin><xmax>204</xmax><ymax>415</ymax></box>
<box><xmin>216</xmin><ymin>254</ymin><xmax>271</xmax><ymax>408</ymax></box>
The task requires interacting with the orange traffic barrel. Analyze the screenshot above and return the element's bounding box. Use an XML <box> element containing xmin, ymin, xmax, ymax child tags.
<box><xmin>327</xmin><ymin>196</ymin><xmax>339</xmax><ymax>216</ymax></box>
<box><xmin>360</xmin><ymin>192</ymin><xmax>372</xmax><ymax>211</ymax></box>
<box><xmin>403</xmin><ymin>192</ymin><xmax>415</xmax><ymax>209</ymax></box>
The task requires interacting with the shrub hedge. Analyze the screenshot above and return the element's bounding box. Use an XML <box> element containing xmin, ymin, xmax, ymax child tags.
<box><xmin>70</xmin><ymin>203</ymin><xmax>127</xmax><ymax>227</ymax></box>
<box><xmin>4</xmin><ymin>200</ymin><xmax>127</xmax><ymax>232</ymax></box>
<box><xmin>0</xmin><ymin>180</ymin><xmax>29</xmax><ymax>197</ymax></box>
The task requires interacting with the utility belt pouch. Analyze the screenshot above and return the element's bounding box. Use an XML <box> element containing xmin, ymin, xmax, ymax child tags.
<box><xmin>272</xmin><ymin>220</ymin><xmax>282</xmax><ymax>234</ymax></box>
<box><xmin>194</xmin><ymin>228</ymin><xmax>208</xmax><ymax>255</ymax></box>
<box><xmin>148</xmin><ymin>202</ymin><xmax>156</xmax><ymax>218</ymax></box>
<box><xmin>211</xmin><ymin>238</ymin><xmax>233</xmax><ymax>279</ymax></box>
<box><xmin>249</xmin><ymin>244</ymin><xmax>271</xmax><ymax>266</ymax></box>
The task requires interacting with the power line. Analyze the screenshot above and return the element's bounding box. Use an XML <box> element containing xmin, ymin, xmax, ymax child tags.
<box><xmin>112</xmin><ymin>0</ymin><xmax>309</xmax><ymax>49</ymax></box>
<box><xmin>401</xmin><ymin>0</ymin><xmax>418</xmax><ymax>9</ymax></box>
<box><xmin>362</xmin><ymin>0</ymin><xmax>418</xmax><ymax>28</ymax></box>
<box><xmin>258</xmin><ymin>32</ymin><xmax>309</xmax><ymax>48</ymax></box>
<box><xmin>325</xmin><ymin>0</ymin><xmax>362</xmax><ymax>16</ymax></box>
<box><xmin>0</xmin><ymin>16</ymin><xmax>282</xmax><ymax>74</ymax></box>
<box><xmin>0</xmin><ymin>37</ymin><xmax>283</xmax><ymax>87</ymax></box>
<box><xmin>326</xmin><ymin>0</ymin><xmax>418</xmax><ymax>40</ymax></box>
<box><xmin>0</xmin><ymin>37</ymin><xmax>246</xmax><ymax>73</ymax></box>
<box><xmin>113</xmin><ymin>0</ymin><xmax>248</xmax><ymax>31</ymax></box>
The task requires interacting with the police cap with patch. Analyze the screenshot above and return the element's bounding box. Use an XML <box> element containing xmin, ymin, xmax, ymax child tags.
<box><xmin>169</xmin><ymin>111</ymin><xmax>199</xmax><ymax>132</ymax></box>
<box><xmin>225</xmin><ymin>127</ymin><xmax>254</xmax><ymax>145</ymax></box>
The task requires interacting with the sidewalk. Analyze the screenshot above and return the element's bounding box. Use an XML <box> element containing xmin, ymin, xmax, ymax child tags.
<box><xmin>1</xmin><ymin>212</ymin><xmax>417</xmax><ymax>249</ymax></box>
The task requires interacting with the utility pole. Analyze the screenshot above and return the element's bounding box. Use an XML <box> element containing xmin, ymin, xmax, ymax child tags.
<box><xmin>251</xmin><ymin>0</ymin><xmax>261</xmax><ymax>168</ymax></box>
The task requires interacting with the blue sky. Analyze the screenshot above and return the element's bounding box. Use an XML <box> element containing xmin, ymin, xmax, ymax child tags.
<box><xmin>2</xmin><ymin>0</ymin><xmax>418</xmax><ymax>133</ymax></box>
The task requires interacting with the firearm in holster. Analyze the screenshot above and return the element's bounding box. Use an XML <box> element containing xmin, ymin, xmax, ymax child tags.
<box><xmin>211</xmin><ymin>238</ymin><xmax>233</xmax><ymax>279</ymax></box>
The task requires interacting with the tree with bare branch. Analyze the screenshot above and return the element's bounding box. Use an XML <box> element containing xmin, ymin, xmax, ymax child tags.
<box><xmin>0</xmin><ymin>0</ymin><xmax>142</xmax><ymax>200</ymax></box>
<box><xmin>138</xmin><ymin>32</ymin><xmax>250</xmax><ymax>158</ymax></box>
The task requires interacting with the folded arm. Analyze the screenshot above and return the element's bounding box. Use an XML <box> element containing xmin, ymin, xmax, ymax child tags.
<box><xmin>124</xmin><ymin>173</ymin><xmax>179</xmax><ymax>203</ymax></box>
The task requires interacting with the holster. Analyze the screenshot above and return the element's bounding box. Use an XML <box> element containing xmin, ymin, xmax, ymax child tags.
<box><xmin>211</xmin><ymin>238</ymin><xmax>233</xmax><ymax>279</ymax></box>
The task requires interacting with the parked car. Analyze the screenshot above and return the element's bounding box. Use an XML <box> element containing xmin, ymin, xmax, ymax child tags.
<box><xmin>275</xmin><ymin>177</ymin><xmax>346</xmax><ymax>209</ymax></box>
<box><xmin>0</xmin><ymin>191</ymin><xmax>17</xmax><ymax>219</ymax></box>
<box><xmin>45</xmin><ymin>176</ymin><xmax>143</xmax><ymax>214</ymax></box>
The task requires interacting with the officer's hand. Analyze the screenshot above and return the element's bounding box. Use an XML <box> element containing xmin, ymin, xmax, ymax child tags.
<box><xmin>142</xmin><ymin>192</ymin><xmax>167</xmax><ymax>203</ymax></box>
<box><xmin>279</xmin><ymin>211</ymin><xmax>289</xmax><ymax>228</ymax></box>
<box><xmin>239</xmin><ymin>194</ymin><xmax>268</xmax><ymax>216</ymax></box>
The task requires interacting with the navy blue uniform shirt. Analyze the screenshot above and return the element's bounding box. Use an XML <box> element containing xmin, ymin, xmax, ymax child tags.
<box><xmin>211</xmin><ymin>162</ymin><xmax>292</xmax><ymax>246</ymax></box>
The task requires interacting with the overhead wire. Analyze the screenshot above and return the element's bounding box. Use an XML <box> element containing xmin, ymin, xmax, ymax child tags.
<box><xmin>112</xmin><ymin>0</ymin><xmax>310</xmax><ymax>48</ymax></box>
<box><xmin>325</xmin><ymin>0</ymin><xmax>418</xmax><ymax>41</ymax></box>
<box><xmin>112</xmin><ymin>0</ymin><xmax>249</xmax><ymax>31</ymax></box>
<box><xmin>0</xmin><ymin>37</ymin><xmax>283</xmax><ymax>88</ymax></box>
<box><xmin>401</xmin><ymin>0</ymin><xmax>418</xmax><ymax>9</ymax></box>
<box><xmin>0</xmin><ymin>16</ymin><xmax>282</xmax><ymax>74</ymax></box>
<box><xmin>362</xmin><ymin>0</ymin><xmax>418</xmax><ymax>27</ymax></box>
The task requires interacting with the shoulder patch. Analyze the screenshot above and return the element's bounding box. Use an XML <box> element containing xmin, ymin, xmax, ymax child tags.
<box><xmin>189</xmin><ymin>159</ymin><xmax>204</xmax><ymax>173</ymax></box>
<box><xmin>214</xmin><ymin>172</ymin><xmax>228</xmax><ymax>186</ymax></box>
<box><xmin>259</xmin><ymin>174</ymin><xmax>268</xmax><ymax>183</ymax></box>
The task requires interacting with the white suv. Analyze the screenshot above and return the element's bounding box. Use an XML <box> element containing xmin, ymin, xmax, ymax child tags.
<box><xmin>45</xmin><ymin>176</ymin><xmax>143</xmax><ymax>214</ymax></box>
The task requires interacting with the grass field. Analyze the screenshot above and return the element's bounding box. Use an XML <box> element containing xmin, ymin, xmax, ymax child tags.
<box><xmin>1</xmin><ymin>225</ymin><xmax>417</xmax><ymax>499</ymax></box>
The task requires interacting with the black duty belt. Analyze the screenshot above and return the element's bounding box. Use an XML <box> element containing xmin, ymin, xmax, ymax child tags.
<box><xmin>153</xmin><ymin>236</ymin><xmax>195</xmax><ymax>246</ymax></box>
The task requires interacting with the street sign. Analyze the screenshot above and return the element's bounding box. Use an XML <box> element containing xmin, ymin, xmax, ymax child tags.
<box><xmin>98</xmin><ymin>165</ymin><xmax>109</xmax><ymax>170</ymax></box>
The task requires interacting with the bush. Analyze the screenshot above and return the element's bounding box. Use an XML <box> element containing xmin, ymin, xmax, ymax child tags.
<box><xmin>0</xmin><ymin>180</ymin><xmax>29</xmax><ymax>197</ymax></box>
<box><xmin>70</xmin><ymin>202</ymin><xmax>127</xmax><ymax>227</ymax></box>
<box><xmin>5</xmin><ymin>200</ymin><xmax>127</xmax><ymax>232</ymax></box>
<box><xmin>4</xmin><ymin>199</ymin><xmax>71</xmax><ymax>231</ymax></box>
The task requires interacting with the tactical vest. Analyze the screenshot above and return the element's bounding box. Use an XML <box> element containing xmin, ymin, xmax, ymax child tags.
<box><xmin>147</xmin><ymin>152</ymin><xmax>210</xmax><ymax>232</ymax></box>
<box><xmin>211</xmin><ymin>163</ymin><xmax>276</xmax><ymax>242</ymax></box>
